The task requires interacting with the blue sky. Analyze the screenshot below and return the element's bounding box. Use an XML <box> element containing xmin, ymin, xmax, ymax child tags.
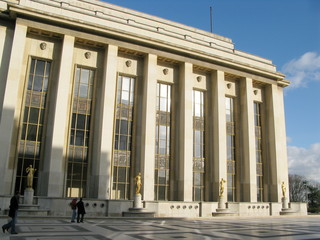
<box><xmin>102</xmin><ymin>0</ymin><xmax>320</xmax><ymax>181</ymax></box>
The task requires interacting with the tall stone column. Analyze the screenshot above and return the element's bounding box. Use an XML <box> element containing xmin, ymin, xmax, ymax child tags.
<box><xmin>0</xmin><ymin>24</ymin><xmax>13</xmax><ymax>119</ymax></box>
<box><xmin>0</xmin><ymin>23</ymin><xmax>27</xmax><ymax>195</ymax></box>
<box><xmin>210</xmin><ymin>70</ymin><xmax>227</xmax><ymax>201</ymax></box>
<box><xmin>177</xmin><ymin>62</ymin><xmax>193</xmax><ymax>201</ymax></box>
<box><xmin>42</xmin><ymin>35</ymin><xmax>75</xmax><ymax>197</ymax></box>
<box><xmin>140</xmin><ymin>54</ymin><xmax>157</xmax><ymax>200</ymax></box>
<box><xmin>265</xmin><ymin>84</ymin><xmax>289</xmax><ymax>202</ymax></box>
<box><xmin>240</xmin><ymin>77</ymin><xmax>257</xmax><ymax>202</ymax></box>
<box><xmin>94</xmin><ymin>45</ymin><xmax>118</xmax><ymax>199</ymax></box>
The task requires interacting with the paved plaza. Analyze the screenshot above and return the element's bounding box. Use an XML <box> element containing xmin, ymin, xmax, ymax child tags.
<box><xmin>1</xmin><ymin>216</ymin><xmax>320</xmax><ymax>240</ymax></box>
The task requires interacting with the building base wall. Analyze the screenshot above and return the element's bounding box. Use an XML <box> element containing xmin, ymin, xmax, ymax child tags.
<box><xmin>0</xmin><ymin>196</ymin><xmax>307</xmax><ymax>218</ymax></box>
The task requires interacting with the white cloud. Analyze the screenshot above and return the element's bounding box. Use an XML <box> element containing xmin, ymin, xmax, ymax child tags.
<box><xmin>282</xmin><ymin>52</ymin><xmax>320</xmax><ymax>88</ymax></box>
<box><xmin>287</xmin><ymin>143</ymin><xmax>320</xmax><ymax>182</ymax></box>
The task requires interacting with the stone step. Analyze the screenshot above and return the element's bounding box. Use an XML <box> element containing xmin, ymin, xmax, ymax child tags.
<box><xmin>122</xmin><ymin>208</ymin><xmax>155</xmax><ymax>218</ymax></box>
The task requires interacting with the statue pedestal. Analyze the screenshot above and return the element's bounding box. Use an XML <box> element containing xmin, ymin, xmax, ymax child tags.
<box><xmin>282</xmin><ymin>197</ymin><xmax>289</xmax><ymax>209</ymax></box>
<box><xmin>217</xmin><ymin>196</ymin><xmax>226</xmax><ymax>209</ymax></box>
<box><xmin>122</xmin><ymin>194</ymin><xmax>155</xmax><ymax>217</ymax></box>
<box><xmin>24</xmin><ymin>188</ymin><xmax>34</xmax><ymax>205</ymax></box>
<box><xmin>133</xmin><ymin>194</ymin><xmax>143</xmax><ymax>209</ymax></box>
<box><xmin>213</xmin><ymin>196</ymin><xmax>237</xmax><ymax>217</ymax></box>
<box><xmin>280</xmin><ymin>197</ymin><xmax>297</xmax><ymax>215</ymax></box>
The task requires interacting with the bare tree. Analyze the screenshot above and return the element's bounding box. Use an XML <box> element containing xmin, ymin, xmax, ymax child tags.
<box><xmin>289</xmin><ymin>174</ymin><xmax>308</xmax><ymax>202</ymax></box>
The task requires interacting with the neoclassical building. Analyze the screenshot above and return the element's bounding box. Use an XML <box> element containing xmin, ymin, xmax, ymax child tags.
<box><xmin>0</xmin><ymin>0</ymin><xmax>306</xmax><ymax>217</ymax></box>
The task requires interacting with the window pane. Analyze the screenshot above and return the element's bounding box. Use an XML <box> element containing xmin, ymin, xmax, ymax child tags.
<box><xmin>33</xmin><ymin>76</ymin><xmax>43</xmax><ymax>91</ymax></box>
<box><xmin>160</xmin><ymin>97</ymin><xmax>167</xmax><ymax>111</ymax></box>
<box><xmin>119</xmin><ymin>135</ymin><xmax>127</xmax><ymax>150</ymax></box>
<box><xmin>79</xmin><ymin>84</ymin><xmax>88</xmax><ymax>98</ymax></box>
<box><xmin>27</xmin><ymin>125</ymin><xmax>37</xmax><ymax>141</ymax></box>
<box><xmin>28</xmin><ymin>108</ymin><xmax>39</xmax><ymax>124</ymax></box>
<box><xmin>80</xmin><ymin>69</ymin><xmax>90</xmax><ymax>84</ymax></box>
<box><xmin>75</xmin><ymin>130</ymin><xmax>84</xmax><ymax>146</ymax></box>
<box><xmin>35</xmin><ymin>60</ymin><xmax>45</xmax><ymax>76</ymax></box>
<box><xmin>120</xmin><ymin>120</ymin><xmax>128</xmax><ymax>135</ymax></box>
<box><xmin>122</xmin><ymin>77</ymin><xmax>130</xmax><ymax>91</ymax></box>
<box><xmin>160</xmin><ymin>84</ymin><xmax>167</xmax><ymax>98</ymax></box>
<box><xmin>77</xmin><ymin>114</ymin><xmax>86</xmax><ymax>130</ymax></box>
<box><xmin>118</xmin><ymin>167</ymin><xmax>127</xmax><ymax>182</ymax></box>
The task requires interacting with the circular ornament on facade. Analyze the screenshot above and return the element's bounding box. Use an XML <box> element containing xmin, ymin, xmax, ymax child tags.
<box><xmin>85</xmin><ymin>51</ymin><xmax>91</xmax><ymax>59</ymax></box>
<box><xmin>163</xmin><ymin>68</ymin><xmax>169</xmax><ymax>75</ymax></box>
<box><xmin>126</xmin><ymin>60</ymin><xmax>132</xmax><ymax>67</ymax></box>
<box><xmin>100</xmin><ymin>203</ymin><xmax>105</xmax><ymax>208</ymax></box>
<box><xmin>195</xmin><ymin>206</ymin><xmax>198</xmax><ymax>209</ymax></box>
<box><xmin>170</xmin><ymin>205</ymin><xmax>174</xmax><ymax>209</ymax></box>
<box><xmin>254</xmin><ymin>90</ymin><xmax>258</xmax><ymax>95</ymax></box>
<box><xmin>197</xmin><ymin>76</ymin><xmax>202</xmax><ymax>82</ymax></box>
<box><xmin>177</xmin><ymin>205</ymin><xmax>180</xmax><ymax>209</ymax></box>
<box><xmin>40</xmin><ymin>42</ymin><xmax>47</xmax><ymax>50</ymax></box>
<box><xmin>93</xmin><ymin>203</ymin><xmax>97</xmax><ymax>207</ymax></box>
<box><xmin>227</xmin><ymin>83</ymin><xmax>232</xmax><ymax>89</ymax></box>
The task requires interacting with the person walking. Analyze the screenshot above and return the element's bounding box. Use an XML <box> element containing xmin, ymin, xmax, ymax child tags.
<box><xmin>2</xmin><ymin>192</ymin><xmax>20</xmax><ymax>234</ymax></box>
<box><xmin>76</xmin><ymin>198</ymin><xmax>86</xmax><ymax>223</ymax></box>
<box><xmin>70</xmin><ymin>198</ymin><xmax>77</xmax><ymax>223</ymax></box>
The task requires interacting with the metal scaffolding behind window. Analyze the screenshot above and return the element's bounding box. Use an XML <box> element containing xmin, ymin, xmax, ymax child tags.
<box><xmin>226</xmin><ymin>97</ymin><xmax>236</xmax><ymax>202</ymax></box>
<box><xmin>66</xmin><ymin>67</ymin><xmax>95</xmax><ymax>197</ymax></box>
<box><xmin>154</xmin><ymin>83</ymin><xmax>171</xmax><ymax>200</ymax></box>
<box><xmin>112</xmin><ymin>75</ymin><xmax>135</xmax><ymax>200</ymax></box>
<box><xmin>254</xmin><ymin>102</ymin><xmax>263</xmax><ymax>202</ymax></box>
<box><xmin>192</xmin><ymin>90</ymin><xmax>205</xmax><ymax>201</ymax></box>
<box><xmin>15</xmin><ymin>58</ymin><xmax>51</xmax><ymax>194</ymax></box>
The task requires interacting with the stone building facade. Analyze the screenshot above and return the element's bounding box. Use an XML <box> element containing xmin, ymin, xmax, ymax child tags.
<box><xmin>0</xmin><ymin>0</ymin><xmax>306</xmax><ymax>217</ymax></box>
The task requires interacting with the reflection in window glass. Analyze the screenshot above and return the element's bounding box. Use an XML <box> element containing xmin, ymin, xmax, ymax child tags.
<box><xmin>15</xmin><ymin>58</ymin><xmax>51</xmax><ymax>194</ymax></box>
<box><xmin>112</xmin><ymin>75</ymin><xmax>135</xmax><ymax>200</ymax></box>
<box><xmin>155</xmin><ymin>83</ymin><xmax>171</xmax><ymax>200</ymax></box>
<box><xmin>192</xmin><ymin>90</ymin><xmax>205</xmax><ymax>201</ymax></box>
<box><xmin>66</xmin><ymin>67</ymin><xmax>95</xmax><ymax>198</ymax></box>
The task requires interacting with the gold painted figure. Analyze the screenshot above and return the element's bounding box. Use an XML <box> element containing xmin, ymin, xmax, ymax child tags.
<box><xmin>26</xmin><ymin>165</ymin><xmax>36</xmax><ymax>188</ymax></box>
<box><xmin>219</xmin><ymin>178</ymin><xmax>226</xmax><ymax>197</ymax></box>
<box><xmin>281</xmin><ymin>181</ymin><xmax>286</xmax><ymax>198</ymax></box>
<box><xmin>135</xmin><ymin>172</ymin><xmax>142</xmax><ymax>195</ymax></box>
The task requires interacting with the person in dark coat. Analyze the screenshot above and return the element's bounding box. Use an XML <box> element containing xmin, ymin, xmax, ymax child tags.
<box><xmin>76</xmin><ymin>198</ymin><xmax>86</xmax><ymax>223</ymax></box>
<box><xmin>2</xmin><ymin>192</ymin><xmax>20</xmax><ymax>234</ymax></box>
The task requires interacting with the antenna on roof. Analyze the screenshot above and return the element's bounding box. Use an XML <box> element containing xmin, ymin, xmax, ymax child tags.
<box><xmin>210</xmin><ymin>6</ymin><xmax>213</xmax><ymax>33</ymax></box>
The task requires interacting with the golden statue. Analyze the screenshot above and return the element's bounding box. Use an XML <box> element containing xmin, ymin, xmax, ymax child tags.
<box><xmin>135</xmin><ymin>172</ymin><xmax>142</xmax><ymax>195</ymax></box>
<box><xmin>219</xmin><ymin>178</ymin><xmax>226</xmax><ymax>197</ymax></box>
<box><xmin>281</xmin><ymin>181</ymin><xmax>286</xmax><ymax>198</ymax></box>
<box><xmin>26</xmin><ymin>165</ymin><xmax>36</xmax><ymax>188</ymax></box>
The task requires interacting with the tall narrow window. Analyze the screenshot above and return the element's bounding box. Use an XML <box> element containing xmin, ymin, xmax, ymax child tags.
<box><xmin>254</xmin><ymin>102</ymin><xmax>263</xmax><ymax>201</ymax></box>
<box><xmin>226</xmin><ymin>97</ymin><xmax>236</xmax><ymax>202</ymax></box>
<box><xmin>15</xmin><ymin>59</ymin><xmax>51</xmax><ymax>194</ymax></box>
<box><xmin>155</xmin><ymin>83</ymin><xmax>171</xmax><ymax>200</ymax></box>
<box><xmin>66</xmin><ymin>67</ymin><xmax>95</xmax><ymax>197</ymax></box>
<box><xmin>193</xmin><ymin>90</ymin><xmax>205</xmax><ymax>201</ymax></box>
<box><xmin>112</xmin><ymin>75</ymin><xmax>135</xmax><ymax>200</ymax></box>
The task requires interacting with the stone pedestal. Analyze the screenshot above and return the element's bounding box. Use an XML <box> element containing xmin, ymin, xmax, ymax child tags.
<box><xmin>133</xmin><ymin>194</ymin><xmax>143</xmax><ymax>208</ymax></box>
<box><xmin>280</xmin><ymin>197</ymin><xmax>296</xmax><ymax>215</ymax></box>
<box><xmin>282</xmin><ymin>197</ymin><xmax>289</xmax><ymax>209</ymax></box>
<box><xmin>217</xmin><ymin>196</ymin><xmax>226</xmax><ymax>209</ymax></box>
<box><xmin>24</xmin><ymin>188</ymin><xmax>34</xmax><ymax>205</ymax></box>
<box><xmin>122</xmin><ymin>194</ymin><xmax>155</xmax><ymax>217</ymax></box>
<box><xmin>212</xmin><ymin>196</ymin><xmax>237</xmax><ymax>217</ymax></box>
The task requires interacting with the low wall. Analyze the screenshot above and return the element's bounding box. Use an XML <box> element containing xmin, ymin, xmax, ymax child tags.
<box><xmin>0</xmin><ymin>195</ymin><xmax>308</xmax><ymax>218</ymax></box>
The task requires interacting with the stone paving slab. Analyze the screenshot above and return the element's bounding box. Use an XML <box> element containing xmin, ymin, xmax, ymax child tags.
<box><xmin>1</xmin><ymin>216</ymin><xmax>320</xmax><ymax>239</ymax></box>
